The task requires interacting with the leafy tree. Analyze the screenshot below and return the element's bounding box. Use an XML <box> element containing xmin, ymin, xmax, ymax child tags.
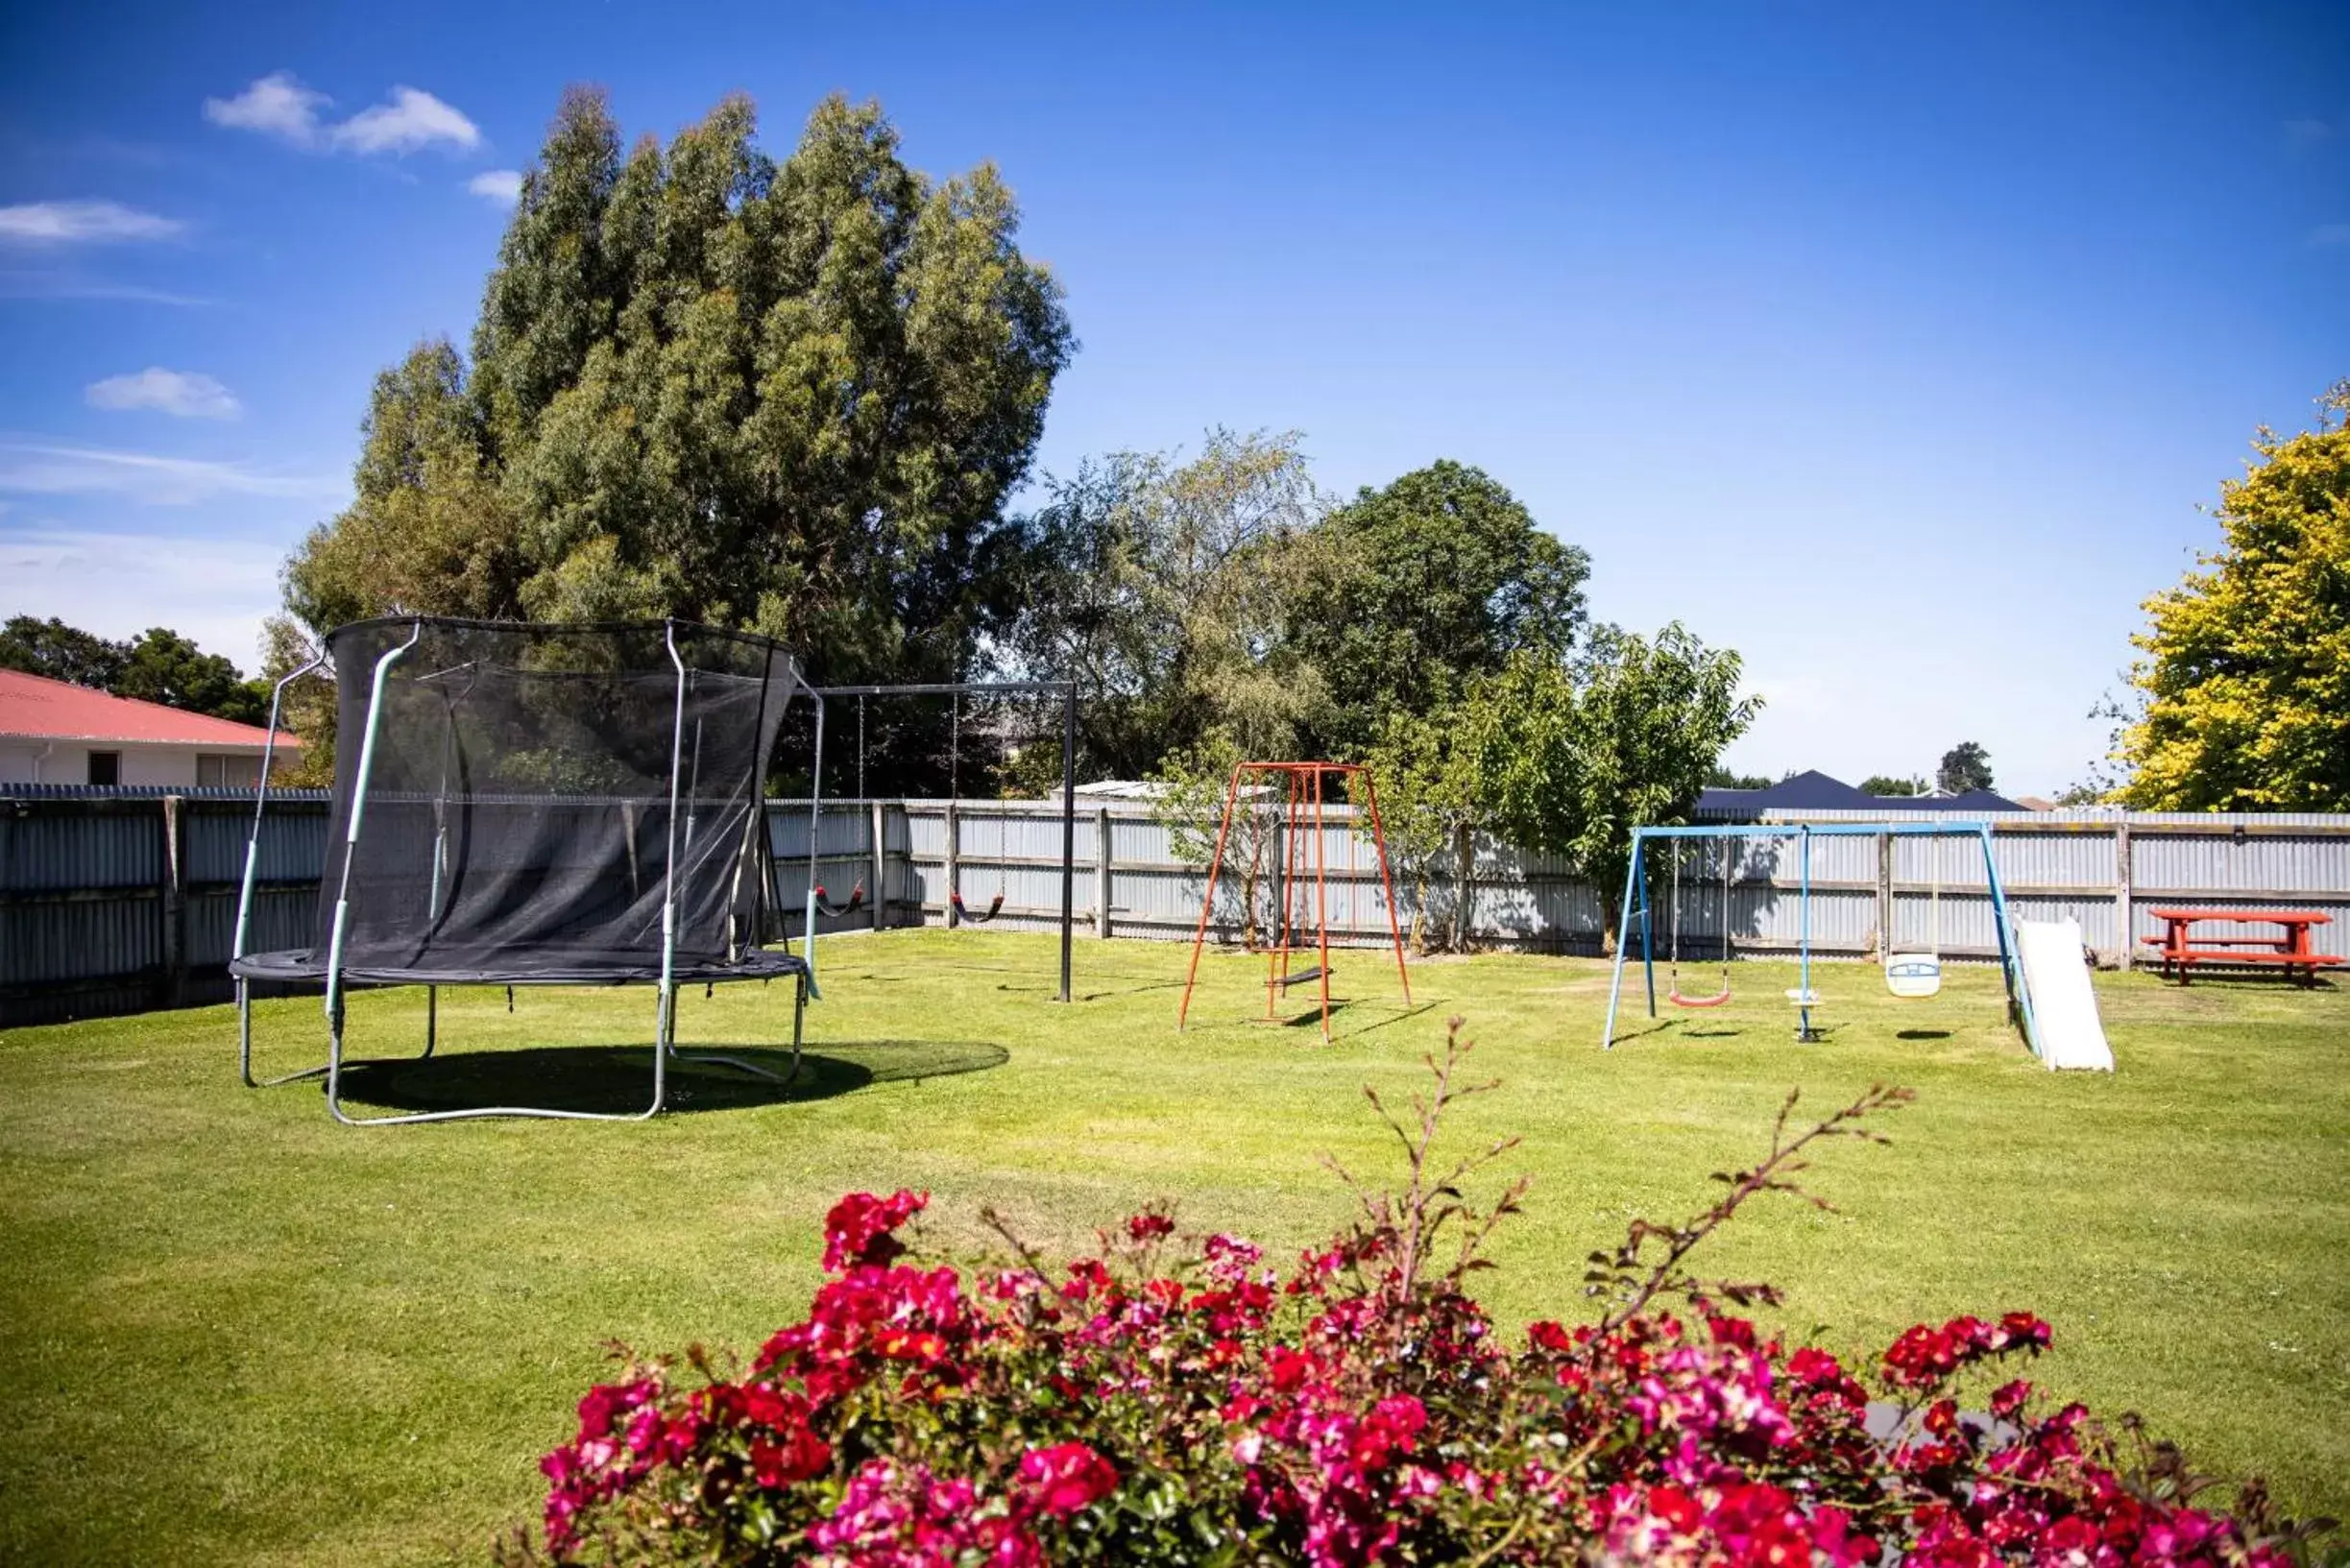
<box><xmin>255</xmin><ymin>617</ymin><xmax>336</xmax><ymax>786</ymax></box>
<box><xmin>1497</xmin><ymin>626</ymin><xmax>1760</xmax><ymax>943</ymax></box>
<box><xmin>1369</xmin><ymin>625</ymin><xmax>1757</xmax><ymax>950</ymax></box>
<box><xmin>994</xmin><ymin>430</ymin><xmax>1332</xmax><ymax>783</ymax></box>
<box><xmin>1365</xmin><ymin>701</ymin><xmax>1508</xmax><ymax>952</ymax></box>
<box><xmin>289</xmin><ymin>88</ymin><xmax>1073</xmax><ymax>701</ymax></box>
<box><xmin>2119</xmin><ymin>382</ymin><xmax>2350</xmax><ymax>810</ymax></box>
<box><xmin>114</xmin><ymin>629</ymin><xmax>266</xmax><ymax>725</ymax></box>
<box><xmin>1858</xmin><ymin>774</ymin><xmax>1922</xmax><ymax>797</ymax></box>
<box><xmin>1288</xmin><ymin>461</ymin><xmax>1587</xmax><ymax>757</ymax></box>
<box><xmin>1145</xmin><ymin>729</ymin><xmax>1290</xmax><ymax>950</ymax></box>
<box><xmin>284</xmin><ymin>341</ymin><xmax>521</xmax><ymax>631</ymax></box>
<box><xmin>1935</xmin><ymin>742</ymin><xmax>1994</xmax><ymax>795</ymax></box>
<box><xmin>1705</xmin><ymin>765</ymin><xmax>1773</xmax><ymax>790</ymax></box>
<box><xmin>0</xmin><ymin>615</ymin><xmax>269</xmax><ymax>724</ymax></box>
<box><xmin>0</xmin><ymin>615</ymin><xmax>128</xmax><ymax>689</ymax></box>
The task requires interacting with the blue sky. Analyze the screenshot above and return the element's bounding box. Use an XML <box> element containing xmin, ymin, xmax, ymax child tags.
<box><xmin>1</xmin><ymin>1</ymin><xmax>2343</xmax><ymax>794</ymax></box>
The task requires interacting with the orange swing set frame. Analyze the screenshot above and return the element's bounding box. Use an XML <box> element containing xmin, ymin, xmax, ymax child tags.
<box><xmin>1175</xmin><ymin>761</ymin><xmax>1413</xmax><ymax>1041</ymax></box>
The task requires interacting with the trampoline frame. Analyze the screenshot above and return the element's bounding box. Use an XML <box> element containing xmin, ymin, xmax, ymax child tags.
<box><xmin>233</xmin><ymin>617</ymin><xmax>823</xmax><ymax>1124</ymax></box>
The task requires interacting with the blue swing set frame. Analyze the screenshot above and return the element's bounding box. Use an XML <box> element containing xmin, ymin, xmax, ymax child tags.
<box><xmin>1600</xmin><ymin>821</ymin><xmax>2042</xmax><ymax>1057</ymax></box>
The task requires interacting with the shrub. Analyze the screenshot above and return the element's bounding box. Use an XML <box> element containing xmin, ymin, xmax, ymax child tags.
<box><xmin>506</xmin><ymin>1024</ymin><xmax>2329</xmax><ymax>1566</ymax></box>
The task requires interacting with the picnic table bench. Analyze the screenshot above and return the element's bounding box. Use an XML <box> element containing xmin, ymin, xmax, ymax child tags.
<box><xmin>2141</xmin><ymin>906</ymin><xmax>2345</xmax><ymax>985</ymax></box>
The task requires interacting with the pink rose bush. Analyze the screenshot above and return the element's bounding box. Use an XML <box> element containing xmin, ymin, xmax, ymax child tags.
<box><xmin>509</xmin><ymin>1025</ymin><xmax>2327</xmax><ymax>1566</ymax></box>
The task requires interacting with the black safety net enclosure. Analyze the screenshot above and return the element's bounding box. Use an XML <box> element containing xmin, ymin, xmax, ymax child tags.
<box><xmin>230</xmin><ymin>617</ymin><xmax>814</xmax><ymax>1124</ymax></box>
<box><xmin>248</xmin><ymin>618</ymin><xmax>797</xmax><ymax>980</ymax></box>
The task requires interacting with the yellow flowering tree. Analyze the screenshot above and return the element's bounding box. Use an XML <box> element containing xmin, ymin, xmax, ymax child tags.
<box><xmin>2120</xmin><ymin>382</ymin><xmax>2350</xmax><ymax>810</ymax></box>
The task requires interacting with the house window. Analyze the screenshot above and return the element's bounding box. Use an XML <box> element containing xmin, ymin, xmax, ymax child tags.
<box><xmin>87</xmin><ymin>751</ymin><xmax>120</xmax><ymax>786</ymax></box>
<box><xmin>197</xmin><ymin>754</ymin><xmax>261</xmax><ymax>790</ymax></box>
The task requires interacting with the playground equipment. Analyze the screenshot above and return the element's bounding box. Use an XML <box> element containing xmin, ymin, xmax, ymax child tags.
<box><xmin>2012</xmin><ymin>918</ymin><xmax>2116</xmax><ymax>1071</ymax></box>
<box><xmin>230</xmin><ymin>617</ymin><xmax>819</xmax><ymax>1123</ymax></box>
<box><xmin>1602</xmin><ymin>821</ymin><xmax>2043</xmax><ymax>1057</ymax></box>
<box><xmin>1176</xmin><ymin>762</ymin><xmax>1412</xmax><ymax>1041</ymax></box>
<box><xmin>946</xmin><ymin>692</ymin><xmax>1005</xmax><ymax>925</ymax></box>
<box><xmin>807</xmin><ymin>678</ymin><xmax>1081</xmax><ymax>1001</ymax></box>
<box><xmin>1884</xmin><ymin>831</ymin><xmax>1944</xmax><ymax>998</ymax></box>
<box><xmin>1667</xmin><ymin>840</ymin><xmax>1733</xmax><ymax>1008</ymax></box>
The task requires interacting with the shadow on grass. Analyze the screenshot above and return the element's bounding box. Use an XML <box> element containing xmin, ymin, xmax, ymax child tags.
<box><xmin>1302</xmin><ymin>999</ymin><xmax>1441</xmax><ymax>1042</ymax></box>
<box><xmin>329</xmin><ymin>1038</ymin><xmax>1009</xmax><ymax>1117</ymax></box>
<box><xmin>1897</xmin><ymin>1028</ymin><xmax>1953</xmax><ymax>1041</ymax></box>
<box><xmin>2143</xmin><ymin>974</ymin><xmax>2339</xmax><ymax>994</ymax></box>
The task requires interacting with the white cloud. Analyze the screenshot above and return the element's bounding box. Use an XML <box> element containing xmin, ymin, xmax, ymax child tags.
<box><xmin>0</xmin><ymin>199</ymin><xmax>184</xmax><ymax>246</ymax></box>
<box><xmin>467</xmin><ymin>168</ymin><xmax>523</xmax><ymax>205</ymax></box>
<box><xmin>0</xmin><ymin>444</ymin><xmax>336</xmax><ymax>506</ymax></box>
<box><xmin>2286</xmin><ymin>116</ymin><xmax>2335</xmax><ymax>148</ymax></box>
<box><xmin>206</xmin><ymin>74</ymin><xmax>482</xmax><ymax>158</ymax></box>
<box><xmin>332</xmin><ymin>87</ymin><xmax>482</xmax><ymax>155</ymax></box>
<box><xmin>0</xmin><ymin>272</ymin><xmax>209</xmax><ymax>305</ymax></box>
<box><xmin>85</xmin><ymin>369</ymin><xmax>242</xmax><ymax>421</ymax></box>
<box><xmin>0</xmin><ymin>525</ymin><xmax>290</xmax><ymax>668</ymax></box>
<box><xmin>203</xmin><ymin>71</ymin><xmax>329</xmax><ymax>147</ymax></box>
<box><xmin>2310</xmin><ymin>223</ymin><xmax>2350</xmax><ymax>250</ymax></box>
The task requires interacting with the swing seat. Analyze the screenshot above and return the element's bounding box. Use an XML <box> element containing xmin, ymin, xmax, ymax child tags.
<box><xmin>951</xmin><ymin>889</ymin><xmax>1007</xmax><ymax>924</ymax></box>
<box><xmin>812</xmin><ymin>880</ymin><xmax>866</xmax><ymax>919</ymax></box>
<box><xmin>1884</xmin><ymin>953</ymin><xmax>1942</xmax><ymax>999</ymax></box>
<box><xmin>1272</xmin><ymin>965</ymin><xmax>1327</xmax><ymax>989</ymax></box>
<box><xmin>1668</xmin><ymin>983</ymin><xmax>1732</xmax><ymax>1008</ymax></box>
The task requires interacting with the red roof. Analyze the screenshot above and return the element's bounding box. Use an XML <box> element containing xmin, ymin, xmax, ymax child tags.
<box><xmin>0</xmin><ymin>667</ymin><xmax>300</xmax><ymax>749</ymax></box>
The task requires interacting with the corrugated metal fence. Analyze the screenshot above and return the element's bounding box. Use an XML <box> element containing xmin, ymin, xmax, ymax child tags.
<box><xmin>7</xmin><ymin>788</ymin><xmax>2349</xmax><ymax>1025</ymax></box>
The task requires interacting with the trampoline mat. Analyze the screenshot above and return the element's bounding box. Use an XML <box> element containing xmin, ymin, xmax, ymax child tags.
<box><xmin>230</xmin><ymin>947</ymin><xmax>810</xmax><ymax>988</ymax></box>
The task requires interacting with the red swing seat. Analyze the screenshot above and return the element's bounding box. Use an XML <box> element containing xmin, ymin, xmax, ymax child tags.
<box><xmin>951</xmin><ymin>888</ymin><xmax>1006</xmax><ymax>923</ymax></box>
<box><xmin>1668</xmin><ymin>981</ymin><xmax>1732</xmax><ymax>1008</ymax></box>
<box><xmin>812</xmin><ymin>880</ymin><xmax>866</xmax><ymax>918</ymax></box>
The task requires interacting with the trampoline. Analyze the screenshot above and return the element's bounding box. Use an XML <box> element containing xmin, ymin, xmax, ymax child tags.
<box><xmin>230</xmin><ymin>616</ymin><xmax>824</xmax><ymax>1124</ymax></box>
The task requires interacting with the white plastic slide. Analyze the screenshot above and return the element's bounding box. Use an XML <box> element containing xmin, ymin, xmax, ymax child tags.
<box><xmin>2013</xmin><ymin>918</ymin><xmax>2116</xmax><ymax>1072</ymax></box>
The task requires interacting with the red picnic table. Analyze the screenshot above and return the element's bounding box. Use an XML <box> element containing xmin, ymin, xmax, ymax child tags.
<box><xmin>2141</xmin><ymin>906</ymin><xmax>2345</xmax><ymax>985</ymax></box>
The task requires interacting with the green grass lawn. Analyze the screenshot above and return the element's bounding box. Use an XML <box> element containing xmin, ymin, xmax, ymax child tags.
<box><xmin>2</xmin><ymin>930</ymin><xmax>2345</xmax><ymax>1563</ymax></box>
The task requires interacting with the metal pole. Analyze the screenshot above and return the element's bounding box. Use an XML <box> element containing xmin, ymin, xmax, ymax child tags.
<box><xmin>1638</xmin><ymin>846</ymin><xmax>1658</xmax><ymax>1018</ymax></box>
<box><xmin>870</xmin><ymin>798</ymin><xmax>887</xmax><ymax>934</ymax></box>
<box><xmin>803</xmin><ymin>689</ymin><xmax>825</xmax><ymax>1000</ymax></box>
<box><xmin>1058</xmin><ymin>679</ymin><xmax>1076</xmax><ymax>1003</ymax></box>
<box><xmin>811</xmin><ymin>680</ymin><xmax>1075</xmax><ymax>697</ymax></box>
<box><xmin>1601</xmin><ymin>831</ymin><xmax>1643</xmax><ymax>1049</ymax></box>
<box><xmin>1798</xmin><ymin>827</ymin><xmax>1815</xmax><ymax>1040</ymax></box>
<box><xmin>1358</xmin><ymin>769</ymin><xmax>1413</xmax><ymax>1005</ymax></box>
<box><xmin>1982</xmin><ymin>824</ymin><xmax>2039</xmax><ymax>1058</ymax></box>
<box><xmin>651</xmin><ymin>623</ymin><xmax>693</xmax><ymax>1113</ymax></box>
<box><xmin>323</xmin><ymin>620</ymin><xmax>422</xmax><ymax>1120</ymax></box>
<box><xmin>236</xmin><ymin>647</ymin><xmax>325</xmax><ymax>1088</ymax></box>
<box><xmin>1314</xmin><ymin>767</ymin><xmax>1331</xmax><ymax>1039</ymax></box>
<box><xmin>1176</xmin><ymin>764</ymin><xmax>1246</xmax><ymax>1030</ymax></box>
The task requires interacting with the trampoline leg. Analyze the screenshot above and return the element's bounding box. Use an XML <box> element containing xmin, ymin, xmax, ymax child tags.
<box><xmin>244</xmin><ymin>980</ymin><xmax>441</xmax><ymax>1092</ymax></box>
<box><xmin>788</xmin><ymin>975</ymin><xmax>805</xmax><ymax>1087</ymax></box>
<box><xmin>326</xmin><ymin>999</ymin><xmax>354</xmax><ymax>1124</ymax></box>
<box><xmin>672</xmin><ymin>974</ymin><xmax>799</xmax><ymax>1086</ymax></box>
<box><xmin>239</xmin><ymin>976</ymin><xmax>332</xmax><ymax>1088</ymax></box>
<box><xmin>649</xmin><ymin>982</ymin><xmax>672</xmax><ymax>1117</ymax></box>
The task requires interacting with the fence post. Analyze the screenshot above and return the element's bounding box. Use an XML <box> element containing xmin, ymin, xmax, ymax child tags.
<box><xmin>944</xmin><ymin>799</ymin><xmax>959</xmax><ymax>928</ymax></box>
<box><xmin>1095</xmin><ymin>807</ymin><xmax>1112</xmax><ymax>938</ymax></box>
<box><xmin>1876</xmin><ymin>830</ymin><xmax>1893</xmax><ymax>961</ymax></box>
<box><xmin>869</xmin><ymin>800</ymin><xmax>886</xmax><ymax>932</ymax></box>
<box><xmin>2114</xmin><ymin>824</ymin><xmax>2133</xmax><ymax>971</ymax></box>
<box><xmin>158</xmin><ymin>794</ymin><xmax>186</xmax><ymax>1008</ymax></box>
